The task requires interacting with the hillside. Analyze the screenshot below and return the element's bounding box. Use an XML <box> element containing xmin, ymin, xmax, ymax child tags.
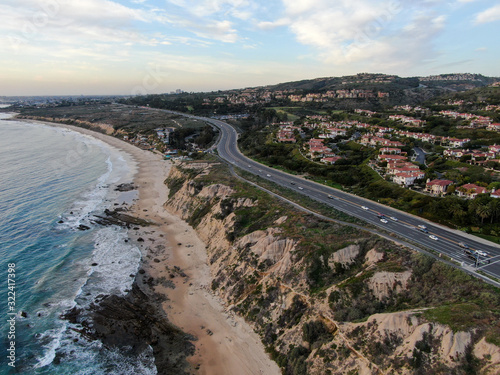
<box><xmin>164</xmin><ymin>160</ymin><xmax>500</xmax><ymax>375</ymax></box>
<box><xmin>265</xmin><ymin>73</ymin><xmax>498</xmax><ymax>93</ymax></box>
<box><xmin>117</xmin><ymin>72</ymin><xmax>499</xmax><ymax>113</ymax></box>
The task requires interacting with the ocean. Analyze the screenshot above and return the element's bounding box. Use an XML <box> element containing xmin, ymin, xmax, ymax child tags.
<box><xmin>0</xmin><ymin>113</ymin><xmax>156</xmax><ymax>374</ymax></box>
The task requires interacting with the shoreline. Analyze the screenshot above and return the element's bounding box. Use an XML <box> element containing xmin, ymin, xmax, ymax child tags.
<box><xmin>14</xmin><ymin>117</ymin><xmax>279</xmax><ymax>374</ymax></box>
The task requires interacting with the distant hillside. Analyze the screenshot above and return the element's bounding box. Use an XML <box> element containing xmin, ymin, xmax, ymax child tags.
<box><xmin>116</xmin><ymin>72</ymin><xmax>500</xmax><ymax>114</ymax></box>
<box><xmin>263</xmin><ymin>73</ymin><xmax>498</xmax><ymax>93</ymax></box>
<box><xmin>241</xmin><ymin>73</ymin><xmax>500</xmax><ymax>109</ymax></box>
<box><xmin>429</xmin><ymin>84</ymin><xmax>500</xmax><ymax>106</ymax></box>
<box><xmin>265</xmin><ymin>73</ymin><xmax>418</xmax><ymax>92</ymax></box>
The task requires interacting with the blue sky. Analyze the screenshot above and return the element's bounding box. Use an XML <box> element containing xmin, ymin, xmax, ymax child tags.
<box><xmin>0</xmin><ymin>0</ymin><xmax>499</xmax><ymax>95</ymax></box>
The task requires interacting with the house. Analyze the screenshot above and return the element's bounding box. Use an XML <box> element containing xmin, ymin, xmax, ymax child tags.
<box><xmin>393</xmin><ymin>171</ymin><xmax>425</xmax><ymax>187</ymax></box>
<box><xmin>380</xmin><ymin>147</ymin><xmax>401</xmax><ymax>155</ymax></box>
<box><xmin>389</xmin><ymin>115</ymin><xmax>426</xmax><ymax>127</ymax></box>
<box><xmin>489</xmin><ymin>145</ymin><xmax>500</xmax><ymax>155</ymax></box>
<box><xmin>308</xmin><ymin>138</ymin><xmax>325</xmax><ymax>147</ymax></box>
<box><xmin>491</xmin><ymin>189</ymin><xmax>500</xmax><ymax>199</ymax></box>
<box><xmin>442</xmin><ymin>137</ymin><xmax>471</xmax><ymax>148</ymax></box>
<box><xmin>387</xmin><ymin>162</ymin><xmax>419</xmax><ymax>175</ymax></box>
<box><xmin>487</xmin><ymin>123</ymin><xmax>500</xmax><ymax>132</ymax></box>
<box><xmin>378</xmin><ymin>154</ymin><xmax>407</xmax><ymax>162</ymax></box>
<box><xmin>309</xmin><ymin>146</ymin><xmax>332</xmax><ymax>158</ymax></box>
<box><xmin>326</xmin><ymin>127</ymin><xmax>348</xmax><ymax>137</ymax></box>
<box><xmin>456</xmin><ymin>184</ymin><xmax>488</xmax><ymax>199</ymax></box>
<box><xmin>443</xmin><ymin>149</ymin><xmax>469</xmax><ymax>159</ymax></box>
<box><xmin>470</xmin><ymin>150</ymin><xmax>495</xmax><ymax>161</ymax></box>
<box><xmin>426</xmin><ymin>179</ymin><xmax>453</xmax><ymax>196</ymax></box>
<box><xmin>277</xmin><ymin>127</ymin><xmax>297</xmax><ymax>143</ymax></box>
<box><xmin>321</xmin><ymin>156</ymin><xmax>342</xmax><ymax>164</ymax></box>
<box><xmin>384</xmin><ymin>140</ymin><xmax>405</xmax><ymax>147</ymax></box>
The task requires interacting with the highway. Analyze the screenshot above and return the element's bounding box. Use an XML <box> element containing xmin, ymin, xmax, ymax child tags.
<box><xmin>160</xmin><ymin>109</ymin><xmax>500</xmax><ymax>283</ymax></box>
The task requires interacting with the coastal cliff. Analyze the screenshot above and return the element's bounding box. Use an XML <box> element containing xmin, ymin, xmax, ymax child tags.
<box><xmin>165</xmin><ymin>162</ymin><xmax>500</xmax><ymax>375</ymax></box>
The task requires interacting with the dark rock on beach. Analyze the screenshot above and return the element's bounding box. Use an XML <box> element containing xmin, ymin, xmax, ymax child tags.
<box><xmin>115</xmin><ymin>183</ymin><xmax>136</xmax><ymax>192</ymax></box>
<box><xmin>93</xmin><ymin>209</ymin><xmax>150</xmax><ymax>228</ymax></box>
<box><xmin>63</xmin><ymin>281</ymin><xmax>195</xmax><ymax>375</ymax></box>
<box><xmin>77</xmin><ymin>224</ymin><xmax>91</xmax><ymax>231</ymax></box>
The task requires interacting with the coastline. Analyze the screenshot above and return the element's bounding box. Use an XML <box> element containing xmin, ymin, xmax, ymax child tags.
<box><xmin>19</xmin><ymin>118</ymin><xmax>279</xmax><ymax>374</ymax></box>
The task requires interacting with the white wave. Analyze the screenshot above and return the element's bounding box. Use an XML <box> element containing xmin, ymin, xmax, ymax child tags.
<box><xmin>56</xmin><ymin>157</ymin><xmax>113</xmax><ymax>230</ymax></box>
<box><xmin>33</xmin><ymin>325</ymin><xmax>66</xmax><ymax>369</ymax></box>
<box><xmin>75</xmin><ymin>226</ymin><xmax>141</xmax><ymax>308</ymax></box>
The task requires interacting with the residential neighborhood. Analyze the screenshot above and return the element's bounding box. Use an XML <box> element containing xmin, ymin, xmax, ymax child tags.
<box><xmin>268</xmin><ymin>97</ymin><xmax>500</xmax><ymax>200</ymax></box>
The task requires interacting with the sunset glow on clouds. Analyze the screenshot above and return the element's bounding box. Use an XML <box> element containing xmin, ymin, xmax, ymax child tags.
<box><xmin>0</xmin><ymin>0</ymin><xmax>498</xmax><ymax>95</ymax></box>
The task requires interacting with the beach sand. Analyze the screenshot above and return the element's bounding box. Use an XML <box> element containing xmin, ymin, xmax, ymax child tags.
<box><xmin>41</xmin><ymin>123</ymin><xmax>280</xmax><ymax>375</ymax></box>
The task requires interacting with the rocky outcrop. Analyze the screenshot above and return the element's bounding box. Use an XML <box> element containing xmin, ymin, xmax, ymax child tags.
<box><xmin>364</xmin><ymin>248</ymin><xmax>384</xmax><ymax>266</ymax></box>
<box><xmin>236</xmin><ymin>229</ymin><xmax>297</xmax><ymax>265</ymax></box>
<box><xmin>329</xmin><ymin>244</ymin><xmax>360</xmax><ymax>266</ymax></box>
<box><xmin>367</xmin><ymin>271</ymin><xmax>412</xmax><ymax>301</ymax></box>
<box><xmin>474</xmin><ymin>338</ymin><xmax>500</xmax><ymax>374</ymax></box>
<box><xmin>343</xmin><ymin>310</ymin><xmax>474</xmax><ymax>372</ymax></box>
<box><xmin>93</xmin><ymin>208</ymin><xmax>151</xmax><ymax>228</ymax></box>
<box><xmin>63</xmin><ymin>282</ymin><xmax>195</xmax><ymax>375</ymax></box>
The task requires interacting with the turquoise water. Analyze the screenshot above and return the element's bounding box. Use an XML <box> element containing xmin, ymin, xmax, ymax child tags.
<box><xmin>0</xmin><ymin>114</ymin><xmax>155</xmax><ymax>374</ymax></box>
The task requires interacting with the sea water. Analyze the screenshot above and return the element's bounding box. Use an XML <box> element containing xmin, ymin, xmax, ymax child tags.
<box><xmin>0</xmin><ymin>113</ymin><xmax>156</xmax><ymax>374</ymax></box>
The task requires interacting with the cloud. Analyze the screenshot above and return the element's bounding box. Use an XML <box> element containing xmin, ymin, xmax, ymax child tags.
<box><xmin>163</xmin><ymin>0</ymin><xmax>256</xmax><ymax>42</ymax></box>
<box><xmin>261</xmin><ymin>0</ymin><xmax>447</xmax><ymax>73</ymax></box>
<box><xmin>257</xmin><ymin>18</ymin><xmax>290</xmax><ymax>30</ymax></box>
<box><xmin>474</xmin><ymin>4</ymin><xmax>500</xmax><ymax>24</ymax></box>
<box><xmin>0</xmin><ymin>0</ymin><xmax>154</xmax><ymax>49</ymax></box>
<box><xmin>190</xmin><ymin>19</ymin><xmax>239</xmax><ymax>43</ymax></box>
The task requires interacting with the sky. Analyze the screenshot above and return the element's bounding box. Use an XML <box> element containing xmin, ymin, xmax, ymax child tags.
<box><xmin>0</xmin><ymin>0</ymin><xmax>499</xmax><ymax>96</ymax></box>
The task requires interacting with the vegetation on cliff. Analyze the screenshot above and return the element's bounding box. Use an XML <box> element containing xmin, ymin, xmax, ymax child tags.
<box><xmin>165</xmin><ymin>160</ymin><xmax>500</xmax><ymax>375</ymax></box>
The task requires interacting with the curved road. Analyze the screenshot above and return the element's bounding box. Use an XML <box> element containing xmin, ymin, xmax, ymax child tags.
<box><xmin>160</xmin><ymin>109</ymin><xmax>500</xmax><ymax>283</ymax></box>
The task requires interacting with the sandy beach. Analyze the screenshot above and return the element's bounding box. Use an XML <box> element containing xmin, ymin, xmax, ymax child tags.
<box><xmin>38</xmin><ymin>122</ymin><xmax>280</xmax><ymax>375</ymax></box>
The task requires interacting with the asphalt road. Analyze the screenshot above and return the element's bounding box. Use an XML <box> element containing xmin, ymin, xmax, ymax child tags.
<box><xmin>159</xmin><ymin>109</ymin><xmax>500</xmax><ymax>282</ymax></box>
<box><xmin>412</xmin><ymin>147</ymin><xmax>427</xmax><ymax>165</ymax></box>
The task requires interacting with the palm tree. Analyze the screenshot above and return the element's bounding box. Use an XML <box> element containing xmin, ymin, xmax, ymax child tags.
<box><xmin>476</xmin><ymin>203</ymin><xmax>492</xmax><ymax>225</ymax></box>
<box><xmin>488</xmin><ymin>199</ymin><xmax>500</xmax><ymax>224</ymax></box>
<box><xmin>449</xmin><ymin>201</ymin><xmax>466</xmax><ymax>222</ymax></box>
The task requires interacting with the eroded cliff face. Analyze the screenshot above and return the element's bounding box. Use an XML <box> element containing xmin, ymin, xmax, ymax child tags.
<box><xmin>164</xmin><ymin>164</ymin><xmax>500</xmax><ymax>375</ymax></box>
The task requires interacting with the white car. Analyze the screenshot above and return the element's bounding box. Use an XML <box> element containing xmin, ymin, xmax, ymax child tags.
<box><xmin>380</xmin><ymin>219</ymin><xmax>388</xmax><ymax>223</ymax></box>
<box><xmin>476</xmin><ymin>250</ymin><xmax>488</xmax><ymax>257</ymax></box>
<box><xmin>266</xmin><ymin>174</ymin><xmax>271</xmax><ymax>177</ymax></box>
<box><xmin>361</xmin><ymin>206</ymin><xmax>369</xmax><ymax>210</ymax></box>
<box><xmin>429</xmin><ymin>235</ymin><xmax>438</xmax><ymax>240</ymax></box>
<box><xmin>390</xmin><ymin>216</ymin><xmax>398</xmax><ymax>221</ymax></box>
<box><xmin>298</xmin><ymin>187</ymin><xmax>304</xmax><ymax>190</ymax></box>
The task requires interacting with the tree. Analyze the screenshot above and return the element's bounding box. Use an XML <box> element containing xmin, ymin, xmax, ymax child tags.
<box><xmin>448</xmin><ymin>200</ymin><xmax>467</xmax><ymax>223</ymax></box>
<box><xmin>476</xmin><ymin>203</ymin><xmax>491</xmax><ymax>225</ymax></box>
<box><xmin>488</xmin><ymin>199</ymin><xmax>500</xmax><ymax>224</ymax></box>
